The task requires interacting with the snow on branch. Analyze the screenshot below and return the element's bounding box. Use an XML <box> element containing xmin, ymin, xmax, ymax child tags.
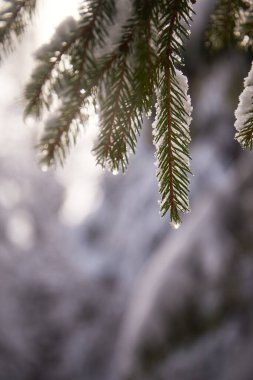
<box><xmin>152</xmin><ymin>0</ymin><xmax>193</xmax><ymax>226</ymax></box>
<box><xmin>235</xmin><ymin>61</ymin><xmax>253</xmax><ymax>150</ymax></box>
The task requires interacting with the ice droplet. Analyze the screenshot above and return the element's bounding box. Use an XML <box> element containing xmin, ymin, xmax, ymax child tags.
<box><xmin>171</xmin><ymin>221</ymin><xmax>181</xmax><ymax>230</ymax></box>
<box><xmin>40</xmin><ymin>163</ymin><xmax>49</xmax><ymax>172</ymax></box>
<box><xmin>112</xmin><ymin>169</ymin><xmax>119</xmax><ymax>176</ymax></box>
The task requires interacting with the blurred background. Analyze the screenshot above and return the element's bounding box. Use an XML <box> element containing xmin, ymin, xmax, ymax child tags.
<box><xmin>0</xmin><ymin>1</ymin><xmax>253</xmax><ymax>379</ymax></box>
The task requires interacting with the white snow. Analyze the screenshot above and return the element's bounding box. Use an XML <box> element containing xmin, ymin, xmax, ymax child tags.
<box><xmin>153</xmin><ymin>69</ymin><xmax>192</xmax><ymax>151</ymax></box>
<box><xmin>175</xmin><ymin>69</ymin><xmax>193</xmax><ymax>128</ymax></box>
<box><xmin>235</xmin><ymin>62</ymin><xmax>253</xmax><ymax>131</ymax></box>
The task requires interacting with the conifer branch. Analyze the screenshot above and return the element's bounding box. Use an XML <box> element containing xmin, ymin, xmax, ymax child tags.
<box><xmin>24</xmin><ymin>17</ymin><xmax>78</xmax><ymax>119</ymax></box>
<box><xmin>95</xmin><ymin>59</ymin><xmax>132</xmax><ymax>171</ymax></box>
<box><xmin>38</xmin><ymin>93</ymin><xmax>91</xmax><ymax>169</ymax></box>
<box><xmin>94</xmin><ymin>18</ymin><xmax>138</xmax><ymax>172</ymax></box>
<box><xmin>132</xmin><ymin>0</ymin><xmax>158</xmax><ymax>112</ymax></box>
<box><xmin>235</xmin><ymin>1</ymin><xmax>253</xmax><ymax>50</ymax></box>
<box><xmin>19</xmin><ymin>0</ymin><xmax>194</xmax><ymax>223</ymax></box>
<box><xmin>206</xmin><ymin>0</ymin><xmax>244</xmax><ymax>51</ymax></box>
<box><xmin>0</xmin><ymin>0</ymin><xmax>252</xmax><ymax>225</ymax></box>
<box><xmin>94</xmin><ymin>0</ymin><xmax>158</xmax><ymax>172</ymax></box>
<box><xmin>30</xmin><ymin>0</ymin><xmax>116</xmax><ymax>168</ymax></box>
<box><xmin>153</xmin><ymin>0</ymin><xmax>192</xmax><ymax>226</ymax></box>
<box><xmin>0</xmin><ymin>0</ymin><xmax>37</xmax><ymax>61</ymax></box>
<box><xmin>3</xmin><ymin>0</ymin><xmax>253</xmax><ymax>226</ymax></box>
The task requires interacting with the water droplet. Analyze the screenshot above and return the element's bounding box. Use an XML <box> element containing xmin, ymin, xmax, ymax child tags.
<box><xmin>171</xmin><ymin>221</ymin><xmax>181</xmax><ymax>230</ymax></box>
<box><xmin>112</xmin><ymin>169</ymin><xmax>119</xmax><ymax>176</ymax></box>
<box><xmin>40</xmin><ymin>163</ymin><xmax>49</xmax><ymax>172</ymax></box>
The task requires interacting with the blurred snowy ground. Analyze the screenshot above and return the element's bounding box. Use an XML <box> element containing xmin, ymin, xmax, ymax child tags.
<box><xmin>0</xmin><ymin>1</ymin><xmax>253</xmax><ymax>380</ymax></box>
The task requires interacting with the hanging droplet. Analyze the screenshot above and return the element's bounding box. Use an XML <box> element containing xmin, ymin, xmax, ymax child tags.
<box><xmin>40</xmin><ymin>158</ymin><xmax>50</xmax><ymax>172</ymax></box>
<box><xmin>112</xmin><ymin>169</ymin><xmax>119</xmax><ymax>176</ymax></box>
<box><xmin>40</xmin><ymin>163</ymin><xmax>49</xmax><ymax>172</ymax></box>
<box><xmin>171</xmin><ymin>221</ymin><xmax>181</xmax><ymax>230</ymax></box>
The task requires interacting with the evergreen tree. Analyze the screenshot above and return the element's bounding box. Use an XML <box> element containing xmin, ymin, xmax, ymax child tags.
<box><xmin>0</xmin><ymin>0</ymin><xmax>253</xmax><ymax>227</ymax></box>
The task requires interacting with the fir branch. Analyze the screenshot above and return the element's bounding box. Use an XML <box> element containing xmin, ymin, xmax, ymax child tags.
<box><xmin>235</xmin><ymin>61</ymin><xmax>253</xmax><ymax>150</ymax></box>
<box><xmin>205</xmin><ymin>0</ymin><xmax>244</xmax><ymax>51</ymax></box>
<box><xmin>153</xmin><ymin>0</ymin><xmax>192</xmax><ymax>226</ymax></box>
<box><xmin>24</xmin><ymin>0</ymin><xmax>116</xmax><ymax>120</ymax></box>
<box><xmin>22</xmin><ymin>0</ymin><xmax>194</xmax><ymax>224</ymax></box>
<box><xmin>94</xmin><ymin>1</ymin><xmax>159</xmax><ymax>172</ymax></box>
<box><xmin>28</xmin><ymin>0</ymin><xmax>116</xmax><ymax>167</ymax></box>
<box><xmin>154</xmin><ymin>71</ymin><xmax>192</xmax><ymax>226</ymax></box>
<box><xmin>38</xmin><ymin>93</ymin><xmax>91</xmax><ymax>169</ymax></box>
<box><xmin>24</xmin><ymin>17</ymin><xmax>78</xmax><ymax>119</ymax></box>
<box><xmin>95</xmin><ymin>49</ymin><xmax>135</xmax><ymax>172</ymax></box>
<box><xmin>132</xmin><ymin>0</ymin><xmax>158</xmax><ymax>112</ymax></box>
<box><xmin>235</xmin><ymin>1</ymin><xmax>253</xmax><ymax>50</ymax></box>
<box><xmin>0</xmin><ymin>0</ymin><xmax>37</xmax><ymax>61</ymax></box>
